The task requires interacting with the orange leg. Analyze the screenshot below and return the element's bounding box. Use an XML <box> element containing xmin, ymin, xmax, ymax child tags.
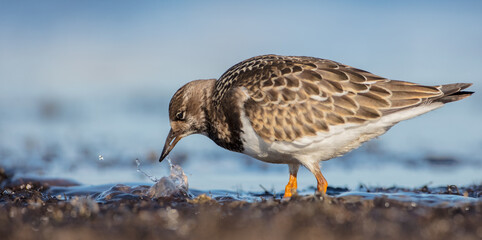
<box><xmin>283</xmin><ymin>173</ymin><xmax>297</xmax><ymax>198</ymax></box>
<box><xmin>314</xmin><ymin>169</ymin><xmax>328</xmax><ymax>195</ymax></box>
<box><xmin>283</xmin><ymin>164</ymin><xmax>299</xmax><ymax>198</ymax></box>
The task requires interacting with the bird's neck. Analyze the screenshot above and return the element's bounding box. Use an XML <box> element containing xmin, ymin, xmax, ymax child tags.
<box><xmin>203</xmin><ymin>83</ymin><xmax>245</xmax><ymax>152</ymax></box>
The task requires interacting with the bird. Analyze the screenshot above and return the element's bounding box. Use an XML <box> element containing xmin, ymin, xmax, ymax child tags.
<box><xmin>159</xmin><ymin>54</ymin><xmax>473</xmax><ymax>198</ymax></box>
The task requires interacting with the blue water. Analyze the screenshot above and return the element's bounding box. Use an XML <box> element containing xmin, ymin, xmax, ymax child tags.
<box><xmin>0</xmin><ymin>1</ymin><xmax>481</xmax><ymax>192</ymax></box>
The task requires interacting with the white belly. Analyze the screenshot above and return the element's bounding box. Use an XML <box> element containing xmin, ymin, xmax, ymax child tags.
<box><xmin>239</xmin><ymin>102</ymin><xmax>444</xmax><ymax>167</ymax></box>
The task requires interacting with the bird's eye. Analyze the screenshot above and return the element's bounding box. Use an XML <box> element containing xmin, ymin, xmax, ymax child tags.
<box><xmin>175</xmin><ymin>111</ymin><xmax>185</xmax><ymax>121</ymax></box>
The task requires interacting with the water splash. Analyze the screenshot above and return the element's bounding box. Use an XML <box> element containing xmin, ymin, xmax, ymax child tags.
<box><xmin>135</xmin><ymin>157</ymin><xmax>189</xmax><ymax>198</ymax></box>
<box><xmin>148</xmin><ymin>156</ymin><xmax>189</xmax><ymax>198</ymax></box>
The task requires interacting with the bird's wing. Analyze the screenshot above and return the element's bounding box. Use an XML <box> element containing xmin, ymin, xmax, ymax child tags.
<box><xmin>215</xmin><ymin>55</ymin><xmax>445</xmax><ymax>143</ymax></box>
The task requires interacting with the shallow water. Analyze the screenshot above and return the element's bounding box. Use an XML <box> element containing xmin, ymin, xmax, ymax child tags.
<box><xmin>8</xmin><ymin>178</ymin><xmax>482</xmax><ymax>207</ymax></box>
<box><xmin>2</xmin><ymin>162</ymin><xmax>481</xmax><ymax>240</ymax></box>
<box><xmin>2</xmin><ymin>165</ymin><xmax>480</xmax><ymax>207</ymax></box>
<box><xmin>2</xmin><ymin>173</ymin><xmax>481</xmax><ymax>240</ymax></box>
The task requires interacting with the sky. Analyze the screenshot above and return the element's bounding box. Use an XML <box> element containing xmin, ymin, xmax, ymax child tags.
<box><xmin>0</xmin><ymin>0</ymin><xmax>481</xmax><ymax>170</ymax></box>
<box><xmin>1</xmin><ymin>0</ymin><xmax>481</xmax><ymax>96</ymax></box>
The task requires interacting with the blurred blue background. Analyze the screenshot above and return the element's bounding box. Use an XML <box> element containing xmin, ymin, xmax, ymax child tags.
<box><xmin>0</xmin><ymin>0</ymin><xmax>481</xmax><ymax>191</ymax></box>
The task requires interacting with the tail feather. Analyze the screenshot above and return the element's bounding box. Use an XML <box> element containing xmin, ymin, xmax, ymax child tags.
<box><xmin>437</xmin><ymin>83</ymin><xmax>473</xmax><ymax>104</ymax></box>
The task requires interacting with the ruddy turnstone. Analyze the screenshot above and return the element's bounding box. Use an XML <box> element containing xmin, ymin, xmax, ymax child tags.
<box><xmin>159</xmin><ymin>55</ymin><xmax>473</xmax><ymax>198</ymax></box>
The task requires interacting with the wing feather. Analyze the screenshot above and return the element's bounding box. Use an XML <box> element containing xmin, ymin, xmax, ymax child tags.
<box><xmin>218</xmin><ymin>55</ymin><xmax>451</xmax><ymax>143</ymax></box>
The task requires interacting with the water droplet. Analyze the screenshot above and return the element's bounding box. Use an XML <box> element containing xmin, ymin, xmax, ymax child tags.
<box><xmin>135</xmin><ymin>158</ymin><xmax>159</xmax><ymax>182</ymax></box>
<box><xmin>167</xmin><ymin>156</ymin><xmax>173</xmax><ymax>170</ymax></box>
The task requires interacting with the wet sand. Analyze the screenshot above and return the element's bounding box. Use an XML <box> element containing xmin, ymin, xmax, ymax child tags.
<box><xmin>1</xmin><ymin>168</ymin><xmax>481</xmax><ymax>240</ymax></box>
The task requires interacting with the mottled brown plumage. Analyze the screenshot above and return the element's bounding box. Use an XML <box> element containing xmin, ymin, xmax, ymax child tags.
<box><xmin>213</xmin><ymin>55</ymin><xmax>472</xmax><ymax>143</ymax></box>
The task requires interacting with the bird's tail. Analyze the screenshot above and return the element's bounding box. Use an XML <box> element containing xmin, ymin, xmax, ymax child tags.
<box><xmin>436</xmin><ymin>83</ymin><xmax>474</xmax><ymax>103</ymax></box>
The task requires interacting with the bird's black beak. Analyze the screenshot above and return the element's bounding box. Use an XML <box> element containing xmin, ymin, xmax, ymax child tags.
<box><xmin>159</xmin><ymin>129</ymin><xmax>182</xmax><ymax>162</ymax></box>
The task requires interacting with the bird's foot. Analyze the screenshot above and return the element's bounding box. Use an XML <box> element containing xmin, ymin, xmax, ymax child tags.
<box><xmin>283</xmin><ymin>174</ymin><xmax>298</xmax><ymax>198</ymax></box>
<box><xmin>315</xmin><ymin>171</ymin><xmax>328</xmax><ymax>196</ymax></box>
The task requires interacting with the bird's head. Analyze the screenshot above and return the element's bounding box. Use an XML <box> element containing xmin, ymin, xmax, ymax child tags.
<box><xmin>159</xmin><ymin>79</ymin><xmax>216</xmax><ymax>162</ymax></box>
